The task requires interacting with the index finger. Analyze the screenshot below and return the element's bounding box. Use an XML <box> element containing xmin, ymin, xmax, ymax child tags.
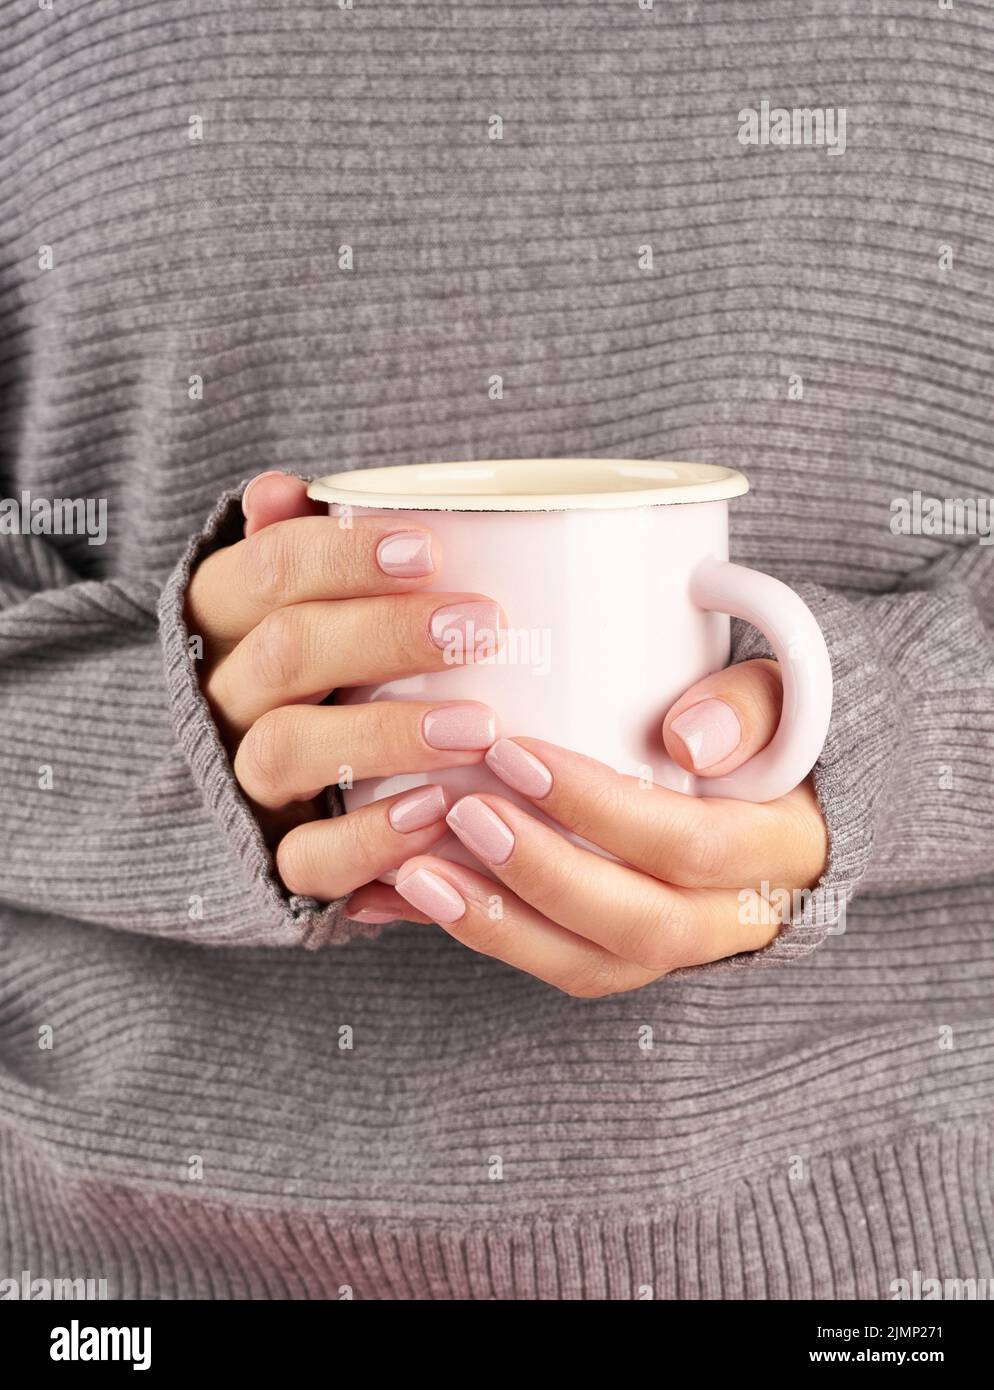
<box><xmin>483</xmin><ymin>737</ymin><xmax>827</xmax><ymax>890</ymax></box>
<box><xmin>186</xmin><ymin>513</ymin><xmax>441</xmax><ymax>651</ymax></box>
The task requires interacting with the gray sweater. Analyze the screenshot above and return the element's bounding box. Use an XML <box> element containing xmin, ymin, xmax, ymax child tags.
<box><xmin>1</xmin><ymin>0</ymin><xmax>992</xmax><ymax>1299</ymax></box>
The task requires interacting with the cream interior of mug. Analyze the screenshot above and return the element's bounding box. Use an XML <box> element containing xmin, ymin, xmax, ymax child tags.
<box><xmin>306</xmin><ymin>459</ymin><xmax>749</xmax><ymax>511</ymax></box>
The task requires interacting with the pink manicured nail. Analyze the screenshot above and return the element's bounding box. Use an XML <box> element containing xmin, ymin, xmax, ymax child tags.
<box><xmin>345</xmin><ymin>907</ymin><xmax>399</xmax><ymax>924</ymax></box>
<box><xmin>377</xmin><ymin>531</ymin><xmax>434</xmax><ymax>578</ymax></box>
<box><xmin>670</xmin><ymin>698</ymin><xmax>742</xmax><ymax>770</ymax></box>
<box><xmin>446</xmin><ymin>797</ymin><xmax>515</xmax><ymax>866</ymax></box>
<box><xmin>422</xmin><ymin>703</ymin><xmax>496</xmax><ymax>750</ymax></box>
<box><xmin>485</xmin><ymin>739</ymin><xmax>553</xmax><ymax>798</ymax></box>
<box><xmin>429</xmin><ymin>601</ymin><xmax>502</xmax><ymax>660</ymax></box>
<box><xmin>395</xmin><ymin>868</ymin><xmax>466</xmax><ymax>923</ymax></box>
<box><xmin>387</xmin><ymin>784</ymin><xmax>448</xmax><ymax>833</ymax></box>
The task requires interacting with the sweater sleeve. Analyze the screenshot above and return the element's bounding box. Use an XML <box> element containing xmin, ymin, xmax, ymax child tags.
<box><xmin>722</xmin><ymin>553</ymin><xmax>994</xmax><ymax>970</ymax></box>
<box><xmin>0</xmin><ymin>487</ymin><xmax>364</xmax><ymax>951</ymax></box>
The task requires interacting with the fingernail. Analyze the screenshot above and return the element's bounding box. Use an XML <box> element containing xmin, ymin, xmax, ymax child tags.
<box><xmin>670</xmin><ymin>698</ymin><xmax>742</xmax><ymax>770</ymax></box>
<box><xmin>344</xmin><ymin>907</ymin><xmax>398</xmax><ymax>924</ymax></box>
<box><xmin>241</xmin><ymin>470</ymin><xmax>282</xmax><ymax>515</ymax></box>
<box><xmin>429</xmin><ymin>601</ymin><xmax>502</xmax><ymax>659</ymax></box>
<box><xmin>387</xmin><ymin>784</ymin><xmax>449</xmax><ymax>833</ymax></box>
<box><xmin>422</xmin><ymin>702</ymin><xmax>496</xmax><ymax>750</ymax></box>
<box><xmin>485</xmin><ymin>738</ymin><xmax>553</xmax><ymax>798</ymax></box>
<box><xmin>377</xmin><ymin>531</ymin><xmax>434</xmax><ymax>578</ymax></box>
<box><xmin>395</xmin><ymin>867</ymin><xmax>466</xmax><ymax>923</ymax></box>
<box><xmin>446</xmin><ymin>796</ymin><xmax>515</xmax><ymax>866</ymax></box>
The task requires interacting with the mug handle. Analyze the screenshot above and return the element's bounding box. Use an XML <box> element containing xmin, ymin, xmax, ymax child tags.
<box><xmin>687</xmin><ymin>559</ymin><xmax>833</xmax><ymax>803</ymax></box>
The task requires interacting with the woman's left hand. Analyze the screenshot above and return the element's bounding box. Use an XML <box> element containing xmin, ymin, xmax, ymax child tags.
<box><xmin>344</xmin><ymin>658</ymin><xmax>829</xmax><ymax>996</ymax></box>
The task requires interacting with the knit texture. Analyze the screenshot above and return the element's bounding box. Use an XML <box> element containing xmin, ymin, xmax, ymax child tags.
<box><xmin>1</xmin><ymin>0</ymin><xmax>993</xmax><ymax>1299</ymax></box>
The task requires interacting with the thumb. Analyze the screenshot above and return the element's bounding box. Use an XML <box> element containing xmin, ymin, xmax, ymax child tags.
<box><xmin>663</xmin><ymin>657</ymin><xmax>783</xmax><ymax>778</ymax></box>
<box><xmin>241</xmin><ymin>471</ymin><xmax>325</xmax><ymax>536</ymax></box>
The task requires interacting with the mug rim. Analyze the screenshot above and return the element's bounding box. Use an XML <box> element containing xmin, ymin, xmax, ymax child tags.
<box><xmin>306</xmin><ymin>458</ymin><xmax>749</xmax><ymax>512</ymax></box>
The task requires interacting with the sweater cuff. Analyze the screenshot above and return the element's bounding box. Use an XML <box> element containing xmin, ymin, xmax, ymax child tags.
<box><xmin>157</xmin><ymin>485</ymin><xmax>371</xmax><ymax>951</ymax></box>
<box><xmin>703</xmin><ymin>582</ymin><xmax>897</xmax><ymax>971</ymax></box>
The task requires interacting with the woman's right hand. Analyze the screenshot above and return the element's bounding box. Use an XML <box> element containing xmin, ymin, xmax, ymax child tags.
<box><xmin>184</xmin><ymin>471</ymin><xmax>503</xmax><ymax>909</ymax></box>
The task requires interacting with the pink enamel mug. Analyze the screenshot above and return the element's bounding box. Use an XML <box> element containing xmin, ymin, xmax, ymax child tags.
<box><xmin>307</xmin><ymin>459</ymin><xmax>832</xmax><ymax>868</ymax></box>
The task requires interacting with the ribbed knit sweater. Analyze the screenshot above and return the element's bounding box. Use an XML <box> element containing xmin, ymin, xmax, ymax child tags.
<box><xmin>1</xmin><ymin>0</ymin><xmax>993</xmax><ymax>1300</ymax></box>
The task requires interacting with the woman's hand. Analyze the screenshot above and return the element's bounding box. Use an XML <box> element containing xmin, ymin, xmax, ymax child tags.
<box><xmin>184</xmin><ymin>472</ymin><xmax>505</xmax><ymax>898</ymax></box>
<box><xmin>345</xmin><ymin>660</ymin><xmax>829</xmax><ymax>991</ymax></box>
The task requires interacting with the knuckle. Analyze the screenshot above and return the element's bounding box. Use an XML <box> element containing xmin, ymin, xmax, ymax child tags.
<box><xmin>235</xmin><ymin>708</ymin><xmax>296</xmax><ymax>803</ymax></box>
<box><xmin>621</xmin><ymin>793</ymin><xmax>676</xmax><ymax>873</ymax></box>
<box><xmin>559</xmin><ymin>774</ymin><xmax>622</xmax><ymax>846</ymax></box>
<box><xmin>251</xmin><ymin>605</ymin><xmax>308</xmax><ymax>692</ymax></box>
<box><xmin>560</xmin><ymin>953</ymin><xmax>625</xmax><ymax>1000</ymax></box>
<box><xmin>387</xmin><ymin>596</ymin><xmax>431</xmax><ymax>668</ymax></box>
<box><xmin>327</xmin><ymin>803</ymin><xmax>394</xmax><ymax>880</ymax></box>
<box><xmin>357</xmin><ymin>699</ymin><xmax>408</xmax><ymax>764</ymax></box>
<box><xmin>676</xmin><ymin>817</ymin><xmax>730</xmax><ymax>886</ymax></box>
<box><xmin>457</xmin><ymin>911</ymin><xmax>507</xmax><ymax>963</ymax></box>
<box><xmin>355</xmin><ymin>597</ymin><xmax>419</xmax><ymax>676</ymax></box>
<box><xmin>335</xmin><ymin>522</ymin><xmax>378</xmax><ymax>591</ymax></box>
<box><xmin>246</xmin><ymin>523</ymin><xmax>307</xmax><ymax>610</ymax></box>
<box><xmin>512</xmin><ymin>850</ymin><xmax>582</xmax><ymax>921</ymax></box>
<box><xmin>744</xmin><ymin>657</ymin><xmax>784</xmax><ymax>710</ymax></box>
<box><xmin>275</xmin><ymin>824</ymin><xmax>318</xmax><ymax>896</ymax></box>
<box><xmin>615</xmin><ymin>889</ymin><xmax>694</xmax><ymax>973</ymax></box>
<box><xmin>781</xmin><ymin>788</ymin><xmax>828</xmax><ymax>886</ymax></box>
